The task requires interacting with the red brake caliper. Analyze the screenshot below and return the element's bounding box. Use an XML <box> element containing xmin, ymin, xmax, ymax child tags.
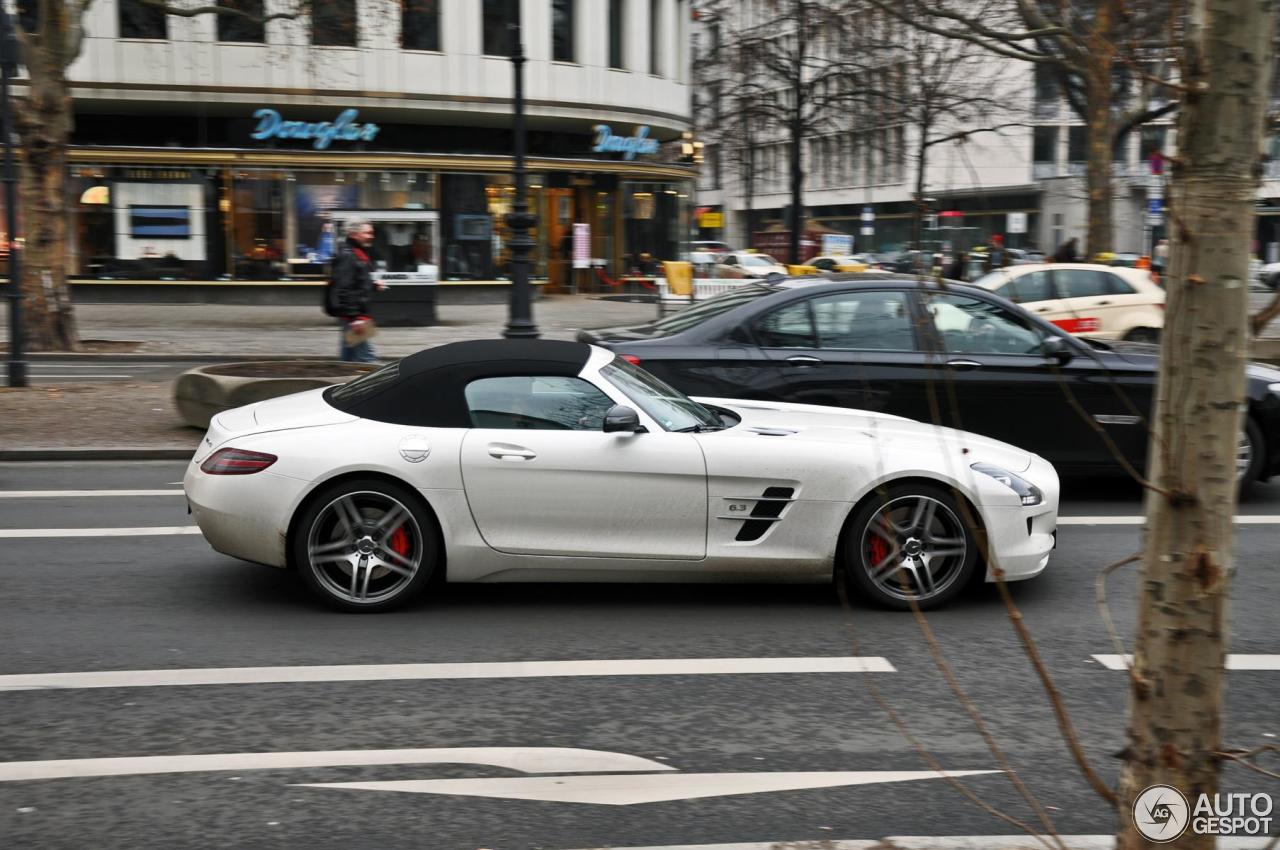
<box><xmin>868</xmin><ymin>534</ymin><xmax>889</xmax><ymax>566</ymax></box>
<box><xmin>390</xmin><ymin>526</ymin><xmax>410</xmax><ymax>557</ymax></box>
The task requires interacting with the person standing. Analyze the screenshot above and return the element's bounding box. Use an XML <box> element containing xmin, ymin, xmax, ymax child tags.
<box><xmin>984</xmin><ymin>234</ymin><xmax>1010</xmax><ymax>273</ymax></box>
<box><xmin>1152</xmin><ymin>238</ymin><xmax>1169</xmax><ymax>274</ymax></box>
<box><xmin>1052</xmin><ymin>236</ymin><xmax>1080</xmax><ymax>263</ymax></box>
<box><xmin>945</xmin><ymin>251</ymin><xmax>969</xmax><ymax>281</ymax></box>
<box><xmin>331</xmin><ymin>218</ymin><xmax>382</xmax><ymax>363</ymax></box>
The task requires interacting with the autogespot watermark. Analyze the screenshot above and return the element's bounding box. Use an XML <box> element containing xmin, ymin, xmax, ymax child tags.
<box><xmin>1133</xmin><ymin>785</ymin><xmax>1274</xmax><ymax>843</ymax></box>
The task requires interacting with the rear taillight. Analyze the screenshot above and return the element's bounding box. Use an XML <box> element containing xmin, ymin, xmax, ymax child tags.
<box><xmin>621</xmin><ymin>354</ymin><xmax>642</xmax><ymax>365</ymax></box>
<box><xmin>200</xmin><ymin>447</ymin><xmax>278</xmax><ymax>475</ymax></box>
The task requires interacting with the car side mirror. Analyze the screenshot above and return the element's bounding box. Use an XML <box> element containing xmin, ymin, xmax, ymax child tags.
<box><xmin>603</xmin><ymin>404</ymin><xmax>646</xmax><ymax>433</ymax></box>
<box><xmin>1042</xmin><ymin>335</ymin><xmax>1074</xmax><ymax>364</ymax></box>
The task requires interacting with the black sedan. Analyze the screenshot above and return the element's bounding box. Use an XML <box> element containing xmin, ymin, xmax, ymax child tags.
<box><xmin>578</xmin><ymin>275</ymin><xmax>1280</xmax><ymax>486</ymax></box>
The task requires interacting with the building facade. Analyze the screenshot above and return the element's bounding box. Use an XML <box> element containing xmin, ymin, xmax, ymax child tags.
<box><xmin>690</xmin><ymin>0</ymin><xmax>1190</xmax><ymax>262</ymax></box>
<box><xmin>30</xmin><ymin>0</ymin><xmax>695</xmax><ymax>289</ymax></box>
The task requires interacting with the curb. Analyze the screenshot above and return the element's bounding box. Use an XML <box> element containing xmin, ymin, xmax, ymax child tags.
<box><xmin>13</xmin><ymin>353</ymin><xmax>342</xmax><ymax>363</ymax></box>
<box><xmin>0</xmin><ymin>447</ymin><xmax>196</xmax><ymax>461</ymax></box>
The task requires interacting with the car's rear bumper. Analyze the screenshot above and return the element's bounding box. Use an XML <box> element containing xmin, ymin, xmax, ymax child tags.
<box><xmin>184</xmin><ymin>463</ymin><xmax>302</xmax><ymax>568</ymax></box>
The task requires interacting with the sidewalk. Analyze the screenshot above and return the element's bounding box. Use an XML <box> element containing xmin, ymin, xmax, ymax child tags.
<box><xmin>0</xmin><ymin>295</ymin><xmax>659</xmax><ymax>456</ymax></box>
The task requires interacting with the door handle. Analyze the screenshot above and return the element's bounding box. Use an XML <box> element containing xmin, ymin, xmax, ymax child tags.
<box><xmin>786</xmin><ymin>355</ymin><xmax>823</xmax><ymax>365</ymax></box>
<box><xmin>487</xmin><ymin>444</ymin><xmax>537</xmax><ymax>461</ymax></box>
<box><xmin>1035</xmin><ymin>307</ymin><xmax>1050</xmax><ymax>312</ymax></box>
<box><xmin>945</xmin><ymin>359</ymin><xmax>983</xmax><ymax>370</ymax></box>
<box><xmin>1096</xmin><ymin>300</ymin><xmax>1112</xmax><ymax>306</ymax></box>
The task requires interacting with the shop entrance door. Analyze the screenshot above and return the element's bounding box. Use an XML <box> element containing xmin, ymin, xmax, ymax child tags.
<box><xmin>544</xmin><ymin>188</ymin><xmax>575</xmax><ymax>293</ymax></box>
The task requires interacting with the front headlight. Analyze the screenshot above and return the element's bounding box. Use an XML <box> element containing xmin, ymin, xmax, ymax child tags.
<box><xmin>971</xmin><ymin>462</ymin><xmax>1043</xmax><ymax>506</ymax></box>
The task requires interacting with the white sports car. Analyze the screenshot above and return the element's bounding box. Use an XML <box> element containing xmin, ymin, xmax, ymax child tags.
<box><xmin>185</xmin><ymin>340</ymin><xmax>1059</xmax><ymax>612</ymax></box>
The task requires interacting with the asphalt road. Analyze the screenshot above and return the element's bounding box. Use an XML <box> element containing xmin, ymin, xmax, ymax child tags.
<box><xmin>0</xmin><ymin>461</ymin><xmax>1277</xmax><ymax>849</ymax></box>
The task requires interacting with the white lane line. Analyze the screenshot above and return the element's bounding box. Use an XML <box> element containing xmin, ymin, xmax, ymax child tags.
<box><xmin>556</xmin><ymin>839</ymin><xmax>1276</xmax><ymax>850</ymax></box>
<box><xmin>1059</xmin><ymin>515</ymin><xmax>1280</xmax><ymax>525</ymax></box>
<box><xmin>0</xmin><ymin>490</ymin><xmax>183</xmax><ymax>499</ymax></box>
<box><xmin>0</xmin><ymin>747</ymin><xmax>674</xmax><ymax>783</ymax></box>
<box><xmin>299</xmin><ymin>770</ymin><xmax>1000</xmax><ymax>806</ymax></box>
<box><xmin>0</xmin><ymin>526</ymin><xmax>200</xmax><ymax>539</ymax></box>
<box><xmin>1092</xmin><ymin>654</ymin><xmax>1280</xmax><ymax>670</ymax></box>
<box><xmin>0</xmin><ymin>657</ymin><xmax>896</xmax><ymax>692</ymax></box>
<box><xmin>29</xmin><ymin>374</ymin><xmax>135</xmax><ymax>379</ymax></box>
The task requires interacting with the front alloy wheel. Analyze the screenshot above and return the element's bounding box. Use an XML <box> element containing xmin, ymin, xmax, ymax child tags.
<box><xmin>294</xmin><ymin>480</ymin><xmax>438</xmax><ymax>612</ymax></box>
<box><xmin>1238</xmin><ymin>418</ymin><xmax>1264</xmax><ymax>490</ymax></box>
<box><xmin>844</xmin><ymin>484</ymin><xmax>978</xmax><ymax>610</ymax></box>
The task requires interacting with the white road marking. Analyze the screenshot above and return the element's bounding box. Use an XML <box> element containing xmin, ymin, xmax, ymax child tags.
<box><xmin>1058</xmin><ymin>515</ymin><xmax>1280</xmax><ymax>525</ymax></box>
<box><xmin>0</xmin><ymin>657</ymin><xmax>896</xmax><ymax>692</ymax></box>
<box><xmin>0</xmin><ymin>490</ymin><xmax>183</xmax><ymax>499</ymax></box>
<box><xmin>298</xmin><ymin>769</ymin><xmax>1000</xmax><ymax>805</ymax></box>
<box><xmin>1092</xmin><ymin>654</ymin><xmax>1280</xmax><ymax>670</ymax></box>
<box><xmin>555</xmin><ymin>839</ymin><xmax>1275</xmax><ymax>850</ymax></box>
<box><xmin>0</xmin><ymin>747</ymin><xmax>673</xmax><ymax>783</ymax></box>
<box><xmin>0</xmin><ymin>526</ymin><xmax>201</xmax><ymax>539</ymax></box>
<box><xmin>29</xmin><ymin>374</ymin><xmax>135</xmax><ymax>379</ymax></box>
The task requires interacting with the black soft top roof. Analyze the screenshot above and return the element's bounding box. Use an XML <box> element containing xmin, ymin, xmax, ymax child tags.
<box><xmin>327</xmin><ymin>339</ymin><xmax>599</xmax><ymax>428</ymax></box>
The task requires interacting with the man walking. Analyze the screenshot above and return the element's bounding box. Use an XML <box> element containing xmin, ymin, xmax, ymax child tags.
<box><xmin>331</xmin><ymin>218</ymin><xmax>382</xmax><ymax>363</ymax></box>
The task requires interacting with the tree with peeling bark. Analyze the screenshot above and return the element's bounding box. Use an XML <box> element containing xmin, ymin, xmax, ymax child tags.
<box><xmin>9</xmin><ymin>0</ymin><xmax>365</xmax><ymax>351</ymax></box>
<box><xmin>1116</xmin><ymin>0</ymin><xmax>1273</xmax><ymax>846</ymax></box>
<box><xmin>864</xmin><ymin>0</ymin><xmax>1179</xmax><ymax>257</ymax></box>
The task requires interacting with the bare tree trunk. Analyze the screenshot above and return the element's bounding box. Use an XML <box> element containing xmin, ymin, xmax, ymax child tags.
<box><xmin>913</xmin><ymin>128</ymin><xmax>928</xmax><ymax>251</ymax></box>
<box><xmin>788</xmin><ymin>111</ymin><xmax>803</xmax><ymax>265</ymax></box>
<box><xmin>14</xmin><ymin>38</ymin><xmax>79</xmax><ymax>351</ymax></box>
<box><xmin>1083</xmin><ymin>28</ymin><xmax>1115</xmax><ymax>258</ymax></box>
<box><xmin>1115</xmin><ymin>1</ymin><xmax>1272</xmax><ymax>846</ymax></box>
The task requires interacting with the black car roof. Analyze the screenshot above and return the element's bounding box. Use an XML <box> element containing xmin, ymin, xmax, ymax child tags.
<box><xmin>328</xmin><ymin>339</ymin><xmax>596</xmax><ymax>427</ymax></box>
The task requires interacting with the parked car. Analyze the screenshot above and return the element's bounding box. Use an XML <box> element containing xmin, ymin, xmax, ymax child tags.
<box><xmin>691</xmin><ymin>240</ymin><xmax>733</xmax><ymax>255</ymax></box>
<box><xmin>718</xmin><ymin>252</ymin><xmax>788</xmax><ymax>278</ymax></box>
<box><xmin>971</xmin><ymin>263</ymin><xmax>1165</xmax><ymax>342</ymax></box>
<box><xmin>578</xmin><ymin>276</ymin><xmax>1280</xmax><ymax>488</ymax></box>
<box><xmin>185</xmin><ymin>339</ymin><xmax>1060</xmax><ymax>611</ymax></box>
<box><xmin>808</xmin><ymin>254</ymin><xmax>872</xmax><ymax>273</ymax></box>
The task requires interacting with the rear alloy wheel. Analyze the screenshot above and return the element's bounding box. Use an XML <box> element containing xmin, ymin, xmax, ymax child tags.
<box><xmin>1123</xmin><ymin>327</ymin><xmax>1161</xmax><ymax>344</ymax></box>
<box><xmin>1238</xmin><ymin>418</ymin><xmax>1265</xmax><ymax>491</ymax></box>
<box><xmin>293</xmin><ymin>479</ymin><xmax>438</xmax><ymax>612</ymax></box>
<box><xmin>843</xmin><ymin>484</ymin><xmax>978</xmax><ymax>610</ymax></box>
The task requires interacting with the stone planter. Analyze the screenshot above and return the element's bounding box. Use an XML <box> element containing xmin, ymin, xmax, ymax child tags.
<box><xmin>174</xmin><ymin>361</ymin><xmax>376</xmax><ymax>429</ymax></box>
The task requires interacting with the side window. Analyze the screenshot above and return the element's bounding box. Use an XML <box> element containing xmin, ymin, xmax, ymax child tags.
<box><xmin>1054</xmin><ymin>269</ymin><xmax>1109</xmax><ymax>299</ymax></box>
<box><xmin>924</xmin><ymin>293</ymin><xmax>1046</xmax><ymax>355</ymax></box>
<box><xmin>721</xmin><ymin>255</ymin><xmax>738</xmax><ymax>266</ymax></box>
<box><xmin>813</xmin><ymin>258</ymin><xmax>834</xmax><ymax>271</ymax></box>
<box><xmin>810</xmin><ymin>290</ymin><xmax>916</xmax><ymax>351</ymax></box>
<box><xmin>465</xmin><ymin>376</ymin><xmax>615</xmax><ymax>431</ymax></box>
<box><xmin>755</xmin><ymin>300</ymin><xmax>817</xmax><ymax>348</ymax></box>
<box><xmin>997</xmin><ymin>270</ymin><xmax>1053</xmax><ymax>303</ymax></box>
<box><xmin>1105</xmin><ymin>273</ymin><xmax>1137</xmax><ymax>295</ymax></box>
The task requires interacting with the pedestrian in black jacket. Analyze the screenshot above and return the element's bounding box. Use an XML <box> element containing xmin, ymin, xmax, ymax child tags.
<box><xmin>331</xmin><ymin>219</ymin><xmax>382</xmax><ymax>362</ymax></box>
<box><xmin>1052</xmin><ymin>237</ymin><xmax>1079</xmax><ymax>263</ymax></box>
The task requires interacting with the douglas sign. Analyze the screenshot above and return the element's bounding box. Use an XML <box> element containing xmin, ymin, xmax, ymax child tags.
<box><xmin>592</xmin><ymin>125</ymin><xmax>660</xmax><ymax>160</ymax></box>
<box><xmin>251</xmin><ymin>108</ymin><xmax>381</xmax><ymax>150</ymax></box>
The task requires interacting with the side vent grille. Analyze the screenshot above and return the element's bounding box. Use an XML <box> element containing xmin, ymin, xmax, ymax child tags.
<box><xmin>734</xmin><ymin>486</ymin><xmax>796</xmax><ymax>542</ymax></box>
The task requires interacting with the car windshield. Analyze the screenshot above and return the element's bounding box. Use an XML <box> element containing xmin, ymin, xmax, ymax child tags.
<box><xmin>970</xmin><ymin>270</ymin><xmax>1013</xmax><ymax>289</ymax></box>
<box><xmin>325</xmin><ymin>361</ymin><xmax>400</xmax><ymax>409</ymax></box>
<box><xmin>644</xmin><ymin>283</ymin><xmax>781</xmax><ymax>335</ymax></box>
<box><xmin>601</xmin><ymin>357</ymin><xmax>723</xmax><ymax>432</ymax></box>
<box><xmin>742</xmin><ymin>254</ymin><xmax>777</xmax><ymax>267</ymax></box>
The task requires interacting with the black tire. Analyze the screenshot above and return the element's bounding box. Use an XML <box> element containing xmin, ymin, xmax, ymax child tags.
<box><xmin>1238</xmin><ymin>417</ymin><xmax>1265</xmax><ymax>493</ymax></box>
<box><xmin>292</xmin><ymin>477</ymin><xmax>439</xmax><ymax>612</ymax></box>
<box><xmin>1123</xmin><ymin>327</ymin><xmax>1161</xmax><ymax>344</ymax></box>
<box><xmin>841</xmin><ymin>483</ymin><xmax>979</xmax><ymax>611</ymax></box>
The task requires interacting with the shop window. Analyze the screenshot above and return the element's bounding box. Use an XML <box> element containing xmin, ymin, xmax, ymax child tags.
<box><xmin>402</xmin><ymin>0</ymin><xmax>441</xmax><ymax>51</ymax></box>
<box><xmin>609</xmin><ymin>0</ymin><xmax>625</xmax><ymax>69</ymax></box>
<box><xmin>217</xmin><ymin>0</ymin><xmax>264</xmax><ymax>43</ymax></box>
<box><xmin>482</xmin><ymin>0</ymin><xmax>512</xmax><ymax>57</ymax></box>
<box><xmin>313</xmin><ymin>0</ymin><xmax>357</xmax><ymax>47</ymax></box>
<box><xmin>622</xmin><ymin>182</ymin><xmax>687</xmax><ymax>272</ymax></box>
<box><xmin>231</xmin><ymin>171</ymin><xmax>287</xmax><ymax>279</ymax></box>
<box><xmin>119</xmin><ymin>0</ymin><xmax>167</xmax><ymax>39</ymax></box>
<box><xmin>552</xmin><ymin>0</ymin><xmax>574</xmax><ymax>62</ymax></box>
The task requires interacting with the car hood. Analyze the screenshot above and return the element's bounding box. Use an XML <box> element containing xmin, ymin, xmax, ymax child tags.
<box><xmin>199</xmin><ymin>388</ymin><xmax>356</xmax><ymax>460</ymax></box>
<box><xmin>694</xmin><ymin>396</ymin><xmax>1034</xmax><ymax>472</ymax></box>
<box><xmin>1082</xmin><ymin>339</ymin><xmax>1280</xmax><ymax>384</ymax></box>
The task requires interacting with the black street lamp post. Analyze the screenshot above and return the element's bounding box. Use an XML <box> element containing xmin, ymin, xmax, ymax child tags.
<box><xmin>502</xmin><ymin>0</ymin><xmax>539</xmax><ymax>339</ymax></box>
<box><xmin>1</xmin><ymin>6</ymin><xmax>25</xmax><ymax>387</ymax></box>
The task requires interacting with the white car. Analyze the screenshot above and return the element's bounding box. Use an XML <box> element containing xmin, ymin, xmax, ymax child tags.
<box><xmin>972</xmin><ymin>263</ymin><xmax>1165</xmax><ymax>342</ymax></box>
<box><xmin>185</xmin><ymin>340</ymin><xmax>1059</xmax><ymax>612</ymax></box>
<box><xmin>718</xmin><ymin>252</ymin><xmax>788</xmax><ymax>278</ymax></box>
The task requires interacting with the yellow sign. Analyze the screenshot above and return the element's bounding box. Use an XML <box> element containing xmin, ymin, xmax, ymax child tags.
<box><xmin>699</xmin><ymin>211</ymin><xmax>723</xmax><ymax>229</ymax></box>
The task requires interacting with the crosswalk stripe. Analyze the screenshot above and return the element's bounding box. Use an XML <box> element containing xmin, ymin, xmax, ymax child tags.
<box><xmin>0</xmin><ymin>657</ymin><xmax>897</xmax><ymax>691</ymax></box>
<box><xmin>0</xmin><ymin>490</ymin><xmax>183</xmax><ymax>498</ymax></box>
<box><xmin>0</xmin><ymin>526</ymin><xmax>201</xmax><ymax>539</ymax></box>
<box><xmin>1092</xmin><ymin>654</ymin><xmax>1280</xmax><ymax>670</ymax></box>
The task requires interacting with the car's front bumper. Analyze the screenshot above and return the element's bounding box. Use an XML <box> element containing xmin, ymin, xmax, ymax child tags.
<box><xmin>975</xmin><ymin>455</ymin><xmax>1060</xmax><ymax>583</ymax></box>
